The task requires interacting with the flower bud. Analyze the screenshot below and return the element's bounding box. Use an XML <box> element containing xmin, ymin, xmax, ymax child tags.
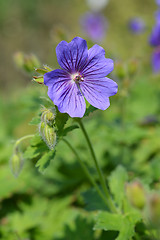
<box><xmin>10</xmin><ymin>149</ymin><xmax>24</xmax><ymax>178</ymax></box>
<box><xmin>13</xmin><ymin>52</ymin><xmax>40</xmax><ymax>73</ymax></box>
<box><xmin>126</xmin><ymin>181</ymin><xmax>146</xmax><ymax>209</ymax></box>
<box><xmin>128</xmin><ymin>59</ymin><xmax>138</xmax><ymax>76</ymax></box>
<box><xmin>148</xmin><ymin>193</ymin><xmax>160</xmax><ymax>226</ymax></box>
<box><xmin>114</xmin><ymin>61</ymin><xmax>127</xmax><ymax>79</ymax></box>
<box><xmin>39</xmin><ymin>123</ymin><xmax>57</xmax><ymax>150</ymax></box>
<box><xmin>41</xmin><ymin>108</ymin><xmax>56</xmax><ymax>126</ymax></box>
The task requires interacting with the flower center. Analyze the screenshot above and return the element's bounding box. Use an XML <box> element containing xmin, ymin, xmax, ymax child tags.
<box><xmin>71</xmin><ymin>73</ymin><xmax>84</xmax><ymax>83</ymax></box>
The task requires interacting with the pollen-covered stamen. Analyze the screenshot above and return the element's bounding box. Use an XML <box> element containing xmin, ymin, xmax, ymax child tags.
<box><xmin>71</xmin><ymin>73</ymin><xmax>84</xmax><ymax>83</ymax></box>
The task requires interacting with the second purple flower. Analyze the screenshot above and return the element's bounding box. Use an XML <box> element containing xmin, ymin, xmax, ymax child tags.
<box><xmin>44</xmin><ymin>37</ymin><xmax>118</xmax><ymax>118</ymax></box>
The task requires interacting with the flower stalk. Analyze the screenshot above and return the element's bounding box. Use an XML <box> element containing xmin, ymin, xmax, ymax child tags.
<box><xmin>62</xmin><ymin>138</ymin><xmax>110</xmax><ymax>207</ymax></box>
<box><xmin>77</xmin><ymin>118</ymin><xmax>117</xmax><ymax>213</ymax></box>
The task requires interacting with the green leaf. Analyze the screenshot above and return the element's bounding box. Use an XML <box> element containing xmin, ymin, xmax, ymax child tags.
<box><xmin>29</xmin><ymin>116</ymin><xmax>41</xmax><ymax>125</ymax></box>
<box><xmin>94</xmin><ymin>212</ymin><xmax>123</xmax><ymax>231</ymax></box>
<box><xmin>55</xmin><ymin>108</ymin><xmax>69</xmax><ymax>136</ymax></box>
<box><xmin>23</xmin><ymin>146</ymin><xmax>41</xmax><ymax>159</ymax></box>
<box><xmin>35</xmin><ymin>150</ymin><xmax>56</xmax><ymax>173</ymax></box>
<box><xmin>30</xmin><ymin>134</ymin><xmax>42</xmax><ymax>146</ymax></box>
<box><xmin>108</xmin><ymin>165</ymin><xmax>128</xmax><ymax>209</ymax></box>
<box><xmin>33</xmin><ymin>76</ymin><xmax>44</xmax><ymax>84</ymax></box>
<box><xmin>84</xmin><ymin>105</ymin><xmax>97</xmax><ymax>117</ymax></box>
<box><xmin>94</xmin><ymin>211</ymin><xmax>141</xmax><ymax>240</ymax></box>
<box><xmin>82</xmin><ymin>188</ymin><xmax>108</xmax><ymax>211</ymax></box>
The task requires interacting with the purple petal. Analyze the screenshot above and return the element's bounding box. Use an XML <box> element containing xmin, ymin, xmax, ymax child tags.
<box><xmin>44</xmin><ymin>69</ymin><xmax>86</xmax><ymax>118</ymax></box>
<box><xmin>56</xmin><ymin>37</ymin><xmax>88</xmax><ymax>73</ymax></box>
<box><xmin>80</xmin><ymin>77</ymin><xmax>118</xmax><ymax>110</ymax></box>
<box><xmin>149</xmin><ymin>23</ymin><xmax>160</xmax><ymax>47</ymax></box>
<box><xmin>152</xmin><ymin>48</ymin><xmax>160</xmax><ymax>73</ymax></box>
<box><xmin>156</xmin><ymin>0</ymin><xmax>160</xmax><ymax>7</ymax></box>
<box><xmin>81</xmin><ymin>44</ymin><xmax>114</xmax><ymax>78</ymax></box>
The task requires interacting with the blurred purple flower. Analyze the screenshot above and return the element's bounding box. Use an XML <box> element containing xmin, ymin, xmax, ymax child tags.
<box><xmin>155</xmin><ymin>10</ymin><xmax>160</xmax><ymax>23</ymax></box>
<box><xmin>44</xmin><ymin>37</ymin><xmax>118</xmax><ymax>118</ymax></box>
<box><xmin>156</xmin><ymin>0</ymin><xmax>160</xmax><ymax>7</ymax></box>
<box><xmin>80</xmin><ymin>13</ymin><xmax>107</xmax><ymax>42</ymax></box>
<box><xmin>129</xmin><ymin>18</ymin><xmax>146</xmax><ymax>34</ymax></box>
<box><xmin>152</xmin><ymin>47</ymin><xmax>160</xmax><ymax>72</ymax></box>
<box><xmin>149</xmin><ymin>22</ymin><xmax>160</xmax><ymax>47</ymax></box>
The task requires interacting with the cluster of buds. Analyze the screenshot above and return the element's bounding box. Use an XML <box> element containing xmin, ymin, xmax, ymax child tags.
<box><xmin>13</xmin><ymin>52</ymin><xmax>40</xmax><ymax>73</ymax></box>
<box><xmin>39</xmin><ymin>108</ymin><xmax>57</xmax><ymax>150</ymax></box>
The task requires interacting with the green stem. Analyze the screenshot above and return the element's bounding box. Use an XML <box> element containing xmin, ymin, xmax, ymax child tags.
<box><xmin>77</xmin><ymin>119</ymin><xmax>117</xmax><ymax>213</ymax></box>
<box><xmin>63</xmin><ymin>138</ymin><xmax>110</xmax><ymax>207</ymax></box>
<box><xmin>14</xmin><ymin>134</ymin><xmax>34</xmax><ymax>150</ymax></box>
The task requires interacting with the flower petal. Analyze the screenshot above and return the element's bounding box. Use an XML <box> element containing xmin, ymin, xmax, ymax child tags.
<box><xmin>152</xmin><ymin>48</ymin><xmax>160</xmax><ymax>73</ymax></box>
<box><xmin>44</xmin><ymin>69</ymin><xmax>70</xmax><ymax>102</ymax></box>
<box><xmin>56</xmin><ymin>37</ymin><xmax>88</xmax><ymax>73</ymax></box>
<box><xmin>44</xmin><ymin>69</ymin><xmax>86</xmax><ymax>118</ymax></box>
<box><xmin>81</xmin><ymin>44</ymin><xmax>114</xmax><ymax>78</ymax></box>
<box><xmin>80</xmin><ymin>77</ymin><xmax>118</xmax><ymax>110</ymax></box>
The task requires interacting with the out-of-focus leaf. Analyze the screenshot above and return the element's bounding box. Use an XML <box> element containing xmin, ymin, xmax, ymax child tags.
<box><xmin>36</xmin><ymin>150</ymin><xmax>56</xmax><ymax>173</ymax></box>
<box><xmin>108</xmin><ymin>165</ymin><xmax>128</xmax><ymax>210</ymax></box>
<box><xmin>82</xmin><ymin>188</ymin><xmax>108</xmax><ymax>211</ymax></box>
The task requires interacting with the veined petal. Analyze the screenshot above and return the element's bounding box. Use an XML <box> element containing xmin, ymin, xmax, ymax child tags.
<box><xmin>56</xmin><ymin>37</ymin><xmax>88</xmax><ymax>73</ymax></box>
<box><xmin>44</xmin><ymin>69</ymin><xmax>70</xmax><ymax>102</ymax></box>
<box><xmin>54</xmin><ymin>83</ymin><xmax>86</xmax><ymax>118</ymax></box>
<box><xmin>80</xmin><ymin>77</ymin><xmax>118</xmax><ymax>110</ymax></box>
<box><xmin>44</xmin><ymin>69</ymin><xmax>86</xmax><ymax>117</ymax></box>
<box><xmin>81</xmin><ymin>44</ymin><xmax>114</xmax><ymax>77</ymax></box>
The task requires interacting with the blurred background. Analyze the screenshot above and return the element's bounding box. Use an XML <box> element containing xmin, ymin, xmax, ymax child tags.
<box><xmin>1</xmin><ymin>0</ymin><xmax>160</xmax><ymax>239</ymax></box>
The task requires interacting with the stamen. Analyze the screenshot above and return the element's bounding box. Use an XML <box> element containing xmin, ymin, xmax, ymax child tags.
<box><xmin>71</xmin><ymin>73</ymin><xmax>84</xmax><ymax>83</ymax></box>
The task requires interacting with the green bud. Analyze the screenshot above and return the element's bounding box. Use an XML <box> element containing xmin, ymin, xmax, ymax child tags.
<box><xmin>10</xmin><ymin>149</ymin><xmax>24</xmax><ymax>178</ymax></box>
<box><xmin>41</xmin><ymin>108</ymin><xmax>56</xmax><ymax>126</ymax></box>
<box><xmin>13</xmin><ymin>52</ymin><xmax>24</xmax><ymax>69</ymax></box>
<box><xmin>114</xmin><ymin>61</ymin><xmax>127</xmax><ymax>79</ymax></box>
<box><xmin>39</xmin><ymin>123</ymin><xmax>57</xmax><ymax>150</ymax></box>
<box><xmin>148</xmin><ymin>193</ymin><xmax>160</xmax><ymax>226</ymax></box>
<box><xmin>128</xmin><ymin>59</ymin><xmax>138</xmax><ymax>76</ymax></box>
<box><xmin>126</xmin><ymin>181</ymin><xmax>146</xmax><ymax>209</ymax></box>
<box><xmin>13</xmin><ymin>52</ymin><xmax>40</xmax><ymax>73</ymax></box>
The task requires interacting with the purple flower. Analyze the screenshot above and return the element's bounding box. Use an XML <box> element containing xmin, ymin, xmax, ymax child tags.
<box><xmin>129</xmin><ymin>18</ymin><xmax>146</xmax><ymax>34</ymax></box>
<box><xmin>156</xmin><ymin>0</ymin><xmax>160</xmax><ymax>7</ymax></box>
<box><xmin>44</xmin><ymin>37</ymin><xmax>118</xmax><ymax>118</ymax></box>
<box><xmin>80</xmin><ymin>13</ymin><xmax>107</xmax><ymax>42</ymax></box>
<box><xmin>149</xmin><ymin>22</ymin><xmax>160</xmax><ymax>47</ymax></box>
<box><xmin>152</xmin><ymin>47</ymin><xmax>160</xmax><ymax>73</ymax></box>
<box><xmin>155</xmin><ymin>10</ymin><xmax>160</xmax><ymax>24</ymax></box>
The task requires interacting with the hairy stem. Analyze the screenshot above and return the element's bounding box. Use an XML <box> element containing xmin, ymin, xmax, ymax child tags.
<box><xmin>14</xmin><ymin>134</ymin><xmax>34</xmax><ymax>149</ymax></box>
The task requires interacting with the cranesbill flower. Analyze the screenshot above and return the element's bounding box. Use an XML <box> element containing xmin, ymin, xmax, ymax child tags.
<box><xmin>149</xmin><ymin>22</ymin><xmax>160</xmax><ymax>47</ymax></box>
<box><xmin>80</xmin><ymin>13</ymin><xmax>107</xmax><ymax>42</ymax></box>
<box><xmin>129</xmin><ymin>18</ymin><xmax>146</xmax><ymax>34</ymax></box>
<box><xmin>44</xmin><ymin>37</ymin><xmax>118</xmax><ymax>118</ymax></box>
<box><xmin>152</xmin><ymin>47</ymin><xmax>160</xmax><ymax>73</ymax></box>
